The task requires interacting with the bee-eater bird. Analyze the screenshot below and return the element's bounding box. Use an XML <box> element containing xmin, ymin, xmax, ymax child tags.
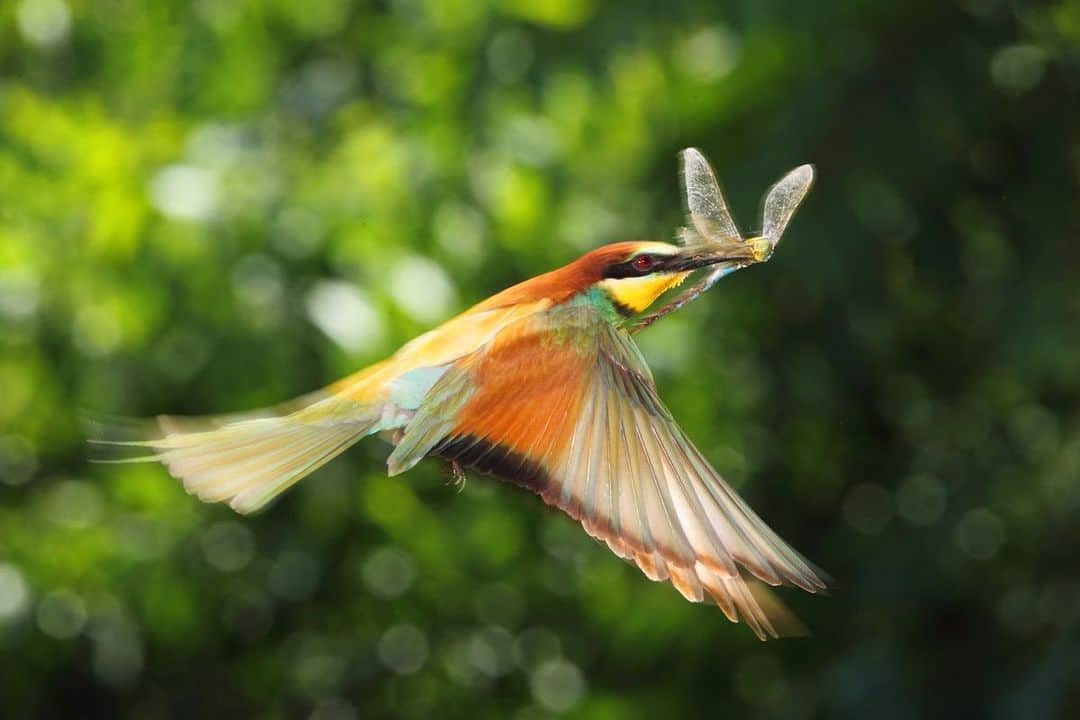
<box><xmin>94</xmin><ymin>149</ymin><xmax>825</xmax><ymax>639</ymax></box>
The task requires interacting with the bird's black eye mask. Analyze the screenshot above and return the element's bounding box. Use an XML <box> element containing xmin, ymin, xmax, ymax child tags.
<box><xmin>602</xmin><ymin>253</ymin><xmax>670</xmax><ymax>279</ymax></box>
<box><xmin>603</xmin><ymin>250</ymin><xmax>731</xmax><ymax>279</ymax></box>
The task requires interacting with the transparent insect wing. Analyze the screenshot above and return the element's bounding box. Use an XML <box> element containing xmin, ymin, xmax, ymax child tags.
<box><xmin>680</xmin><ymin>148</ymin><xmax>742</xmax><ymax>244</ymax></box>
<box><xmin>761</xmin><ymin>164</ymin><xmax>814</xmax><ymax>246</ymax></box>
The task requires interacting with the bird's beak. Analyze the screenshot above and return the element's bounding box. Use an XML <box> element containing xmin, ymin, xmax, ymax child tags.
<box><xmin>669</xmin><ymin>237</ymin><xmax>771</xmax><ymax>272</ymax></box>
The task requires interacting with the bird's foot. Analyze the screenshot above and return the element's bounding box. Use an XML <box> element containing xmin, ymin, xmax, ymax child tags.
<box><xmin>447</xmin><ymin>460</ymin><xmax>468</xmax><ymax>492</ymax></box>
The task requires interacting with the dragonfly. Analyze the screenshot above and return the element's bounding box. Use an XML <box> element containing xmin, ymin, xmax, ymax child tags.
<box><xmin>636</xmin><ymin>148</ymin><xmax>814</xmax><ymax>331</ymax></box>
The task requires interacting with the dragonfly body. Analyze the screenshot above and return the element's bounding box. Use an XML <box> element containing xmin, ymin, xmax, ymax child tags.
<box><xmin>96</xmin><ymin>150</ymin><xmax>824</xmax><ymax>639</ymax></box>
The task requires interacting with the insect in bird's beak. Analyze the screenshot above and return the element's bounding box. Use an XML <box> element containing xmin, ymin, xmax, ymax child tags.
<box><xmin>679</xmin><ymin>147</ymin><xmax>814</xmax><ymax>268</ymax></box>
<box><xmin>668</xmin><ymin>238</ymin><xmax>766</xmax><ymax>272</ymax></box>
<box><xmin>633</xmin><ymin>149</ymin><xmax>814</xmax><ymax>331</ymax></box>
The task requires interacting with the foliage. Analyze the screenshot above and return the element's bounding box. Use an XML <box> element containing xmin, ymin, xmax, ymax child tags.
<box><xmin>1</xmin><ymin>0</ymin><xmax>1079</xmax><ymax>717</ymax></box>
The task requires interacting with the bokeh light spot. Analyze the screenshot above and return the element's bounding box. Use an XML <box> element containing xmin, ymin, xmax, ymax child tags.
<box><xmin>677</xmin><ymin>26</ymin><xmax>740</xmax><ymax>81</ymax></box>
<box><xmin>306</xmin><ymin>280</ymin><xmax>384</xmax><ymax>353</ymax></box>
<box><xmin>842</xmin><ymin>483</ymin><xmax>893</xmax><ymax>534</ymax></box>
<box><xmin>200</xmin><ymin>521</ymin><xmax>256</xmax><ymax>572</ymax></box>
<box><xmin>896</xmin><ymin>474</ymin><xmax>947</xmax><ymax>526</ymax></box>
<box><xmin>467</xmin><ymin>625</ymin><xmax>515</xmax><ymax>678</ymax></box>
<box><xmin>487</xmin><ymin>29</ymin><xmax>535</xmax><ymax>84</ymax></box>
<box><xmin>0</xmin><ymin>564</ymin><xmax>31</xmax><ymax>621</ymax></box>
<box><xmin>434</xmin><ymin>201</ymin><xmax>487</xmax><ymax>266</ymax></box>
<box><xmin>0</xmin><ymin>434</ymin><xmax>38</xmax><ymax>486</ymax></box>
<box><xmin>232</xmin><ymin>254</ymin><xmax>285</xmax><ymax>309</ymax></box>
<box><xmin>149</xmin><ymin>165</ymin><xmax>220</xmax><ymax>221</ymax></box>
<box><xmin>955</xmin><ymin>508</ymin><xmax>1005</xmax><ymax>560</ymax></box>
<box><xmin>44</xmin><ymin>479</ymin><xmax>105</xmax><ymax>529</ymax></box>
<box><xmin>361</xmin><ymin>546</ymin><xmax>416</xmax><ymax>599</ymax></box>
<box><xmin>377</xmin><ymin>624</ymin><xmax>429</xmax><ymax>675</ymax></box>
<box><xmin>293</xmin><ymin>645</ymin><xmax>348</xmax><ymax>698</ymax></box>
<box><xmin>87</xmin><ymin>599</ymin><xmax>144</xmax><ymax>689</ymax></box>
<box><xmin>15</xmin><ymin>0</ymin><xmax>71</xmax><ymax>49</ymax></box>
<box><xmin>0</xmin><ymin>267</ymin><xmax>41</xmax><ymax>320</ymax></box>
<box><xmin>73</xmin><ymin>304</ymin><xmax>124</xmax><ymax>357</ymax></box>
<box><xmin>513</xmin><ymin>627</ymin><xmax>562</xmax><ymax>671</ymax></box>
<box><xmin>274</xmin><ymin>208</ymin><xmax>326</xmax><ymax>259</ymax></box>
<box><xmin>529</xmin><ymin>658</ymin><xmax>585</xmax><ymax>713</ymax></box>
<box><xmin>36</xmin><ymin>589</ymin><xmax>86</xmax><ymax>639</ymax></box>
<box><xmin>389</xmin><ymin>256</ymin><xmax>457</xmax><ymax>323</ymax></box>
<box><xmin>990</xmin><ymin>45</ymin><xmax>1046</xmax><ymax>94</ymax></box>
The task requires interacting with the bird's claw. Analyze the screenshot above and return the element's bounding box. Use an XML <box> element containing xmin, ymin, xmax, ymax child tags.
<box><xmin>447</xmin><ymin>460</ymin><xmax>467</xmax><ymax>492</ymax></box>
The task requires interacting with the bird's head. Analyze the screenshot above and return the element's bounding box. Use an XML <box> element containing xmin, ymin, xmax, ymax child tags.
<box><xmin>590</xmin><ymin>239</ymin><xmax>758</xmax><ymax>315</ymax></box>
<box><xmin>473</xmin><ymin>237</ymin><xmax>763</xmax><ymax>316</ymax></box>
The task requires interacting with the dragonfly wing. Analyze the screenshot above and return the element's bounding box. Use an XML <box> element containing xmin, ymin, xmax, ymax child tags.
<box><xmin>680</xmin><ymin>147</ymin><xmax>742</xmax><ymax>244</ymax></box>
<box><xmin>761</xmin><ymin>164</ymin><xmax>814</xmax><ymax>245</ymax></box>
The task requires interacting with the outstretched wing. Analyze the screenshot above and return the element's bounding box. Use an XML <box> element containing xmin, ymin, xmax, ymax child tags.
<box><xmin>388</xmin><ymin>304</ymin><xmax>827</xmax><ymax>639</ymax></box>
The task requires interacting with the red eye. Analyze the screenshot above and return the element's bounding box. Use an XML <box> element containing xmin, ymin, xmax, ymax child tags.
<box><xmin>632</xmin><ymin>254</ymin><xmax>655</xmax><ymax>272</ymax></box>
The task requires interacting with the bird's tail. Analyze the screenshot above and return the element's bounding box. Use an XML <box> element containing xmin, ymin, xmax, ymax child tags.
<box><xmin>87</xmin><ymin>392</ymin><xmax>382</xmax><ymax>514</ymax></box>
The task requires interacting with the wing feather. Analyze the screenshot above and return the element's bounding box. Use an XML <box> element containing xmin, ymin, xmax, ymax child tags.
<box><xmin>402</xmin><ymin>304</ymin><xmax>826</xmax><ymax>639</ymax></box>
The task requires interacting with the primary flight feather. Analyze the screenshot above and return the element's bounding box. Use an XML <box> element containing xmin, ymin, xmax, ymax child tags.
<box><xmin>92</xmin><ymin>149</ymin><xmax>824</xmax><ymax>639</ymax></box>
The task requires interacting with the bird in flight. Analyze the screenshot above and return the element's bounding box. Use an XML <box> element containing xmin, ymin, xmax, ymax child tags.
<box><xmin>94</xmin><ymin>149</ymin><xmax>825</xmax><ymax>639</ymax></box>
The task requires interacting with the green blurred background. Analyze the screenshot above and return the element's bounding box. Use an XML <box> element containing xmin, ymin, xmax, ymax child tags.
<box><xmin>2</xmin><ymin>0</ymin><xmax>1079</xmax><ymax>717</ymax></box>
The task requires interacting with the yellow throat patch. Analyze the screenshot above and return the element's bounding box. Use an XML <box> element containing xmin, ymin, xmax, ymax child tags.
<box><xmin>599</xmin><ymin>272</ymin><xmax>689</xmax><ymax>314</ymax></box>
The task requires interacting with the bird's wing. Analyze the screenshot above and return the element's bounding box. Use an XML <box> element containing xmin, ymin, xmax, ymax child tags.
<box><xmin>327</xmin><ymin>300</ymin><xmax>553</xmax><ymax>404</ymax></box>
<box><xmin>388</xmin><ymin>303</ymin><xmax>826</xmax><ymax>639</ymax></box>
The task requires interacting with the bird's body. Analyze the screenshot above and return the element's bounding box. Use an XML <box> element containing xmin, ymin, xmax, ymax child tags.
<box><xmin>96</xmin><ymin>151</ymin><xmax>825</xmax><ymax>639</ymax></box>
